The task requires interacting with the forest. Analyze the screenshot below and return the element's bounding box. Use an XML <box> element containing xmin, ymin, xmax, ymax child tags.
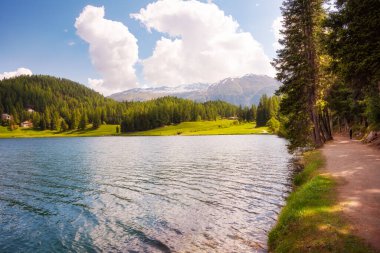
<box><xmin>0</xmin><ymin>75</ymin><xmax>279</xmax><ymax>133</ymax></box>
<box><xmin>273</xmin><ymin>0</ymin><xmax>380</xmax><ymax>150</ymax></box>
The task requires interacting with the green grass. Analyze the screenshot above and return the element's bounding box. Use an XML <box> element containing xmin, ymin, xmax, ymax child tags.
<box><xmin>0</xmin><ymin>120</ymin><xmax>269</xmax><ymax>138</ymax></box>
<box><xmin>124</xmin><ymin>119</ymin><xmax>269</xmax><ymax>136</ymax></box>
<box><xmin>268</xmin><ymin>151</ymin><xmax>376</xmax><ymax>253</ymax></box>
<box><xmin>0</xmin><ymin>124</ymin><xmax>120</xmax><ymax>138</ymax></box>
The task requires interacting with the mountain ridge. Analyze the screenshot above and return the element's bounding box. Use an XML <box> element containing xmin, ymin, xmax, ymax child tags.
<box><xmin>109</xmin><ymin>74</ymin><xmax>280</xmax><ymax>106</ymax></box>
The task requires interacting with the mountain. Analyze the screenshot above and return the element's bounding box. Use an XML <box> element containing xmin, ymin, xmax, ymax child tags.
<box><xmin>109</xmin><ymin>74</ymin><xmax>281</xmax><ymax>106</ymax></box>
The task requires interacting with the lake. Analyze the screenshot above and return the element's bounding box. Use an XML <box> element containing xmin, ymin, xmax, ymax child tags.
<box><xmin>0</xmin><ymin>135</ymin><xmax>292</xmax><ymax>252</ymax></box>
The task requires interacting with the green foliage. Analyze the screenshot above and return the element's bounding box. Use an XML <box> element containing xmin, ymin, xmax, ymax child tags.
<box><xmin>266</xmin><ymin>117</ymin><xmax>280</xmax><ymax>134</ymax></box>
<box><xmin>60</xmin><ymin>119</ymin><xmax>69</xmax><ymax>132</ymax></box>
<box><xmin>92</xmin><ymin>111</ymin><xmax>101</xmax><ymax>129</ymax></box>
<box><xmin>78</xmin><ymin>113</ymin><xmax>88</xmax><ymax>130</ymax></box>
<box><xmin>0</xmin><ymin>75</ymin><xmax>124</xmax><ymax>130</ymax></box>
<box><xmin>120</xmin><ymin>97</ymin><xmax>240</xmax><ymax>133</ymax></box>
<box><xmin>273</xmin><ymin>0</ymin><xmax>328</xmax><ymax>149</ymax></box>
<box><xmin>256</xmin><ymin>95</ymin><xmax>280</xmax><ymax>127</ymax></box>
<box><xmin>324</xmin><ymin>0</ymin><xmax>380</xmax><ymax>126</ymax></box>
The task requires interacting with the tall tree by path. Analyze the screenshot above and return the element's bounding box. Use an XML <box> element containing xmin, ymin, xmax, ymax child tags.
<box><xmin>273</xmin><ymin>0</ymin><xmax>330</xmax><ymax>149</ymax></box>
<box><xmin>324</xmin><ymin>0</ymin><xmax>380</xmax><ymax>127</ymax></box>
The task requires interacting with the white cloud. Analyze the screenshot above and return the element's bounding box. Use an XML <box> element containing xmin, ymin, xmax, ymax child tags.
<box><xmin>272</xmin><ymin>16</ymin><xmax>283</xmax><ymax>51</ymax></box>
<box><xmin>68</xmin><ymin>41</ymin><xmax>75</xmax><ymax>46</ymax></box>
<box><xmin>0</xmin><ymin>68</ymin><xmax>33</xmax><ymax>80</ymax></box>
<box><xmin>75</xmin><ymin>5</ymin><xmax>139</xmax><ymax>95</ymax></box>
<box><xmin>132</xmin><ymin>0</ymin><xmax>274</xmax><ymax>86</ymax></box>
<box><xmin>87</xmin><ymin>78</ymin><xmax>109</xmax><ymax>95</ymax></box>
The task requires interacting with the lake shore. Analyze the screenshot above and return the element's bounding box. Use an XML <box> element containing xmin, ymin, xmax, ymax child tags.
<box><xmin>268</xmin><ymin>149</ymin><xmax>377</xmax><ymax>252</ymax></box>
<box><xmin>0</xmin><ymin>120</ymin><xmax>270</xmax><ymax>138</ymax></box>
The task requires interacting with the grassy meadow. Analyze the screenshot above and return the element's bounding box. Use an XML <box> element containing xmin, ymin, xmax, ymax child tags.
<box><xmin>0</xmin><ymin>124</ymin><xmax>119</xmax><ymax>138</ymax></box>
<box><xmin>0</xmin><ymin>120</ymin><xmax>270</xmax><ymax>138</ymax></box>
<box><xmin>124</xmin><ymin>119</ymin><xmax>269</xmax><ymax>136</ymax></box>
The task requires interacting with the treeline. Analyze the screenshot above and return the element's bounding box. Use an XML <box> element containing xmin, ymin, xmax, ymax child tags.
<box><xmin>273</xmin><ymin>0</ymin><xmax>380</xmax><ymax>150</ymax></box>
<box><xmin>120</xmin><ymin>98</ymin><xmax>239</xmax><ymax>132</ymax></box>
<box><xmin>0</xmin><ymin>75</ymin><xmax>279</xmax><ymax>133</ymax></box>
<box><xmin>120</xmin><ymin>95</ymin><xmax>281</xmax><ymax>132</ymax></box>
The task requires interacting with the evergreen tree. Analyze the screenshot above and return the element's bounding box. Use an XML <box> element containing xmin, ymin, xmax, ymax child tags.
<box><xmin>92</xmin><ymin>112</ymin><xmax>101</xmax><ymax>129</ymax></box>
<box><xmin>60</xmin><ymin>119</ymin><xmax>69</xmax><ymax>132</ymax></box>
<box><xmin>32</xmin><ymin>112</ymin><xmax>41</xmax><ymax>129</ymax></box>
<box><xmin>70</xmin><ymin>109</ymin><xmax>81</xmax><ymax>130</ymax></box>
<box><xmin>40</xmin><ymin>116</ymin><xmax>47</xmax><ymax>130</ymax></box>
<box><xmin>79</xmin><ymin>113</ymin><xmax>88</xmax><ymax>130</ymax></box>
<box><xmin>324</xmin><ymin>0</ymin><xmax>380</xmax><ymax>126</ymax></box>
<box><xmin>51</xmin><ymin>111</ymin><xmax>60</xmax><ymax>130</ymax></box>
<box><xmin>273</xmin><ymin>0</ymin><xmax>329</xmax><ymax>149</ymax></box>
<box><xmin>44</xmin><ymin>107</ymin><xmax>51</xmax><ymax>130</ymax></box>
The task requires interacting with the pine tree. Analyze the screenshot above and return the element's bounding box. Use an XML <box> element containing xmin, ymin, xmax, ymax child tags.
<box><xmin>273</xmin><ymin>0</ymin><xmax>327</xmax><ymax>149</ymax></box>
<box><xmin>70</xmin><ymin>109</ymin><xmax>81</xmax><ymax>130</ymax></box>
<box><xmin>51</xmin><ymin>111</ymin><xmax>60</xmax><ymax>130</ymax></box>
<box><xmin>92</xmin><ymin>112</ymin><xmax>101</xmax><ymax>129</ymax></box>
<box><xmin>324</xmin><ymin>0</ymin><xmax>380</xmax><ymax>126</ymax></box>
<box><xmin>79</xmin><ymin>113</ymin><xmax>88</xmax><ymax>130</ymax></box>
<box><xmin>60</xmin><ymin>119</ymin><xmax>69</xmax><ymax>132</ymax></box>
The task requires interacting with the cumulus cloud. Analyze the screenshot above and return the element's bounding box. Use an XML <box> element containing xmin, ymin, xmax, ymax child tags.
<box><xmin>87</xmin><ymin>78</ymin><xmax>109</xmax><ymax>95</ymax></box>
<box><xmin>272</xmin><ymin>16</ymin><xmax>283</xmax><ymax>51</ymax></box>
<box><xmin>132</xmin><ymin>0</ymin><xmax>274</xmax><ymax>86</ymax></box>
<box><xmin>75</xmin><ymin>5</ymin><xmax>139</xmax><ymax>95</ymax></box>
<box><xmin>0</xmin><ymin>68</ymin><xmax>33</xmax><ymax>80</ymax></box>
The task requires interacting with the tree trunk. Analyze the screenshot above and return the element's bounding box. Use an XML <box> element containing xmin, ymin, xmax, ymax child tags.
<box><xmin>304</xmin><ymin>0</ymin><xmax>323</xmax><ymax>148</ymax></box>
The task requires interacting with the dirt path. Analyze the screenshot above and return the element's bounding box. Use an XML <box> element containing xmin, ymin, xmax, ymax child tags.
<box><xmin>322</xmin><ymin>136</ymin><xmax>380</xmax><ymax>250</ymax></box>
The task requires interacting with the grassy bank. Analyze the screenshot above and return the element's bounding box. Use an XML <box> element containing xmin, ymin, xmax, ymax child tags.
<box><xmin>0</xmin><ymin>125</ymin><xmax>120</xmax><ymax>138</ymax></box>
<box><xmin>125</xmin><ymin>119</ymin><xmax>269</xmax><ymax>136</ymax></box>
<box><xmin>0</xmin><ymin>120</ymin><xmax>270</xmax><ymax>138</ymax></box>
<box><xmin>268</xmin><ymin>151</ymin><xmax>375</xmax><ymax>253</ymax></box>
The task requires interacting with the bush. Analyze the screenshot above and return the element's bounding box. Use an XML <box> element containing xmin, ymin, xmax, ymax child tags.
<box><xmin>266</xmin><ymin>117</ymin><xmax>280</xmax><ymax>133</ymax></box>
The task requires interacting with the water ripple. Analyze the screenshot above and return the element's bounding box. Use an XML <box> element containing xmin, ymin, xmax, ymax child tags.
<box><xmin>0</xmin><ymin>135</ymin><xmax>292</xmax><ymax>252</ymax></box>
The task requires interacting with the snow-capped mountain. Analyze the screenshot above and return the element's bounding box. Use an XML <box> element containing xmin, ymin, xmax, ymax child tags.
<box><xmin>109</xmin><ymin>74</ymin><xmax>280</xmax><ymax>106</ymax></box>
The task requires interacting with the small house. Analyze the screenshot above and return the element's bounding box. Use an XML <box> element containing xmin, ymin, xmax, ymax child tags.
<box><xmin>20</xmin><ymin>120</ymin><xmax>33</xmax><ymax>128</ymax></box>
<box><xmin>27</xmin><ymin>108</ymin><xmax>35</xmax><ymax>113</ymax></box>
<box><xmin>1</xmin><ymin>113</ymin><xmax>13</xmax><ymax>121</ymax></box>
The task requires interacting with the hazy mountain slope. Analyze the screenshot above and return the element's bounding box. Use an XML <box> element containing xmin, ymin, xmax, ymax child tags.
<box><xmin>109</xmin><ymin>74</ymin><xmax>280</xmax><ymax>106</ymax></box>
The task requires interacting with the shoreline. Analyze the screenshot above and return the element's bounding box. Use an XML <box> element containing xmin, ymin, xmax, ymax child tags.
<box><xmin>0</xmin><ymin>120</ymin><xmax>271</xmax><ymax>138</ymax></box>
<box><xmin>0</xmin><ymin>132</ymin><xmax>272</xmax><ymax>139</ymax></box>
<box><xmin>268</xmin><ymin>150</ymin><xmax>376</xmax><ymax>252</ymax></box>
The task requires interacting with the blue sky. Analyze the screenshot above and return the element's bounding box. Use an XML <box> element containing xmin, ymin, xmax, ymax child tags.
<box><xmin>0</xmin><ymin>0</ymin><xmax>283</xmax><ymax>94</ymax></box>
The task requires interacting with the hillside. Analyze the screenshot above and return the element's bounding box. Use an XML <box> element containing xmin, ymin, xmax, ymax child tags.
<box><xmin>109</xmin><ymin>74</ymin><xmax>280</xmax><ymax>106</ymax></box>
<box><xmin>0</xmin><ymin>75</ymin><xmax>124</xmax><ymax>128</ymax></box>
<box><xmin>1</xmin><ymin>75</ymin><xmax>261</xmax><ymax>134</ymax></box>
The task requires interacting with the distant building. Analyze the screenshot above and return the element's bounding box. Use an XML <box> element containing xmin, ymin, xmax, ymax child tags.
<box><xmin>228</xmin><ymin>116</ymin><xmax>239</xmax><ymax>120</ymax></box>
<box><xmin>20</xmin><ymin>120</ymin><xmax>33</xmax><ymax>128</ymax></box>
<box><xmin>1</xmin><ymin>113</ymin><xmax>13</xmax><ymax>121</ymax></box>
<box><xmin>27</xmin><ymin>108</ymin><xmax>35</xmax><ymax>113</ymax></box>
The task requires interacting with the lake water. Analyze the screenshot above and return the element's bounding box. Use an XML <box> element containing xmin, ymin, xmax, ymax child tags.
<box><xmin>0</xmin><ymin>135</ymin><xmax>292</xmax><ymax>252</ymax></box>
